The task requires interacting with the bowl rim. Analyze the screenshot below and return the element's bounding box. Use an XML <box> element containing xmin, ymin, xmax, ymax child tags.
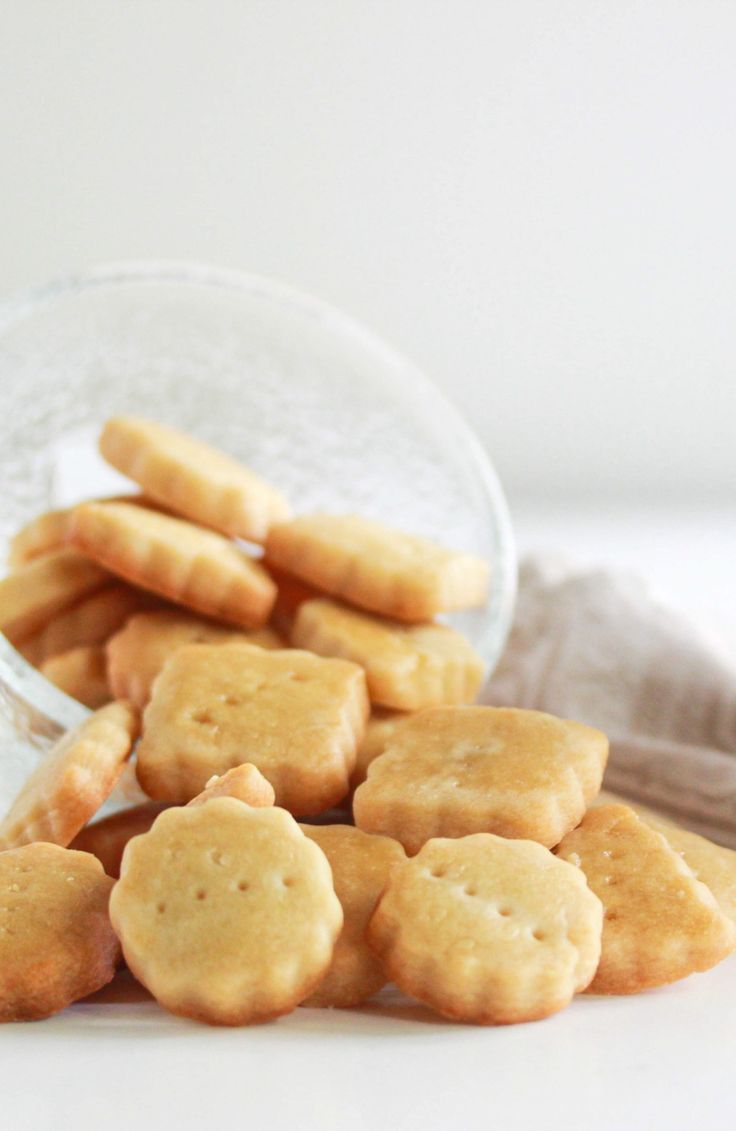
<box><xmin>0</xmin><ymin>259</ymin><xmax>517</xmax><ymax>732</ymax></box>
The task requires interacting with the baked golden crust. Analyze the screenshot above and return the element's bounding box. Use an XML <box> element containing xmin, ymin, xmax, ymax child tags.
<box><xmin>556</xmin><ymin>805</ymin><xmax>736</xmax><ymax>994</ymax></box>
<box><xmin>354</xmin><ymin>706</ymin><xmax>608</xmax><ymax>854</ymax></box>
<box><xmin>0</xmin><ymin>844</ymin><xmax>120</xmax><ymax>1022</ymax></box>
<box><xmin>0</xmin><ymin>701</ymin><xmax>139</xmax><ymax>850</ymax></box>
<box><xmin>109</xmin><ymin>801</ymin><xmax>343</xmax><ymax>1025</ymax></box>
<box><xmin>266</xmin><ymin>514</ymin><xmax>489</xmax><ymax>622</ymax></box>
<box><xmin>300</xmin><ymin>824</ymin><xmax>405</xmax><ymax>1008</ymax></box>
<box><xmin>292</xmin><ymin>598</ymin><xmax>485</xmax><ymax>710</ymax></box>
<box><xmin>136</xmin><ymin>643</ymin><xmax>368</xmax><ymax>814</ymax></box>
<box><xmin>368</xmin><ymin>834</ymin><xmax>603</xmax><ymax>1024</ymax></box>
<box><xmin>68</xmin><ymin>502</ymin><xmax>276</xmax><ymax>628</ymax></box>
<box><xmin>99</xmin><ymin>416</ymin><xmax>290</xmax><ymax>543</ymax></box>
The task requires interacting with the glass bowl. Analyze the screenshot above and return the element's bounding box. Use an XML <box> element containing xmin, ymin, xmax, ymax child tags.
<box><xmin>0</xmin><ymin>261</ymin><xmax>516</xmax><ymax>805</ymax></box>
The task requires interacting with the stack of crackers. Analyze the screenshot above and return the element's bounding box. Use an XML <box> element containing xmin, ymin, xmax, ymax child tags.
<box><xmin>0</xmin><ymin>417</ymin><xmax>734</xmax><ymax>1027</ymax></box>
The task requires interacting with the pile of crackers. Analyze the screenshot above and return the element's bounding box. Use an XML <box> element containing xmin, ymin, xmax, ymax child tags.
<box><xmin>0</xmin><ymin>417</ymin><xmax>734</xmax><ymax>1027</ymax></box>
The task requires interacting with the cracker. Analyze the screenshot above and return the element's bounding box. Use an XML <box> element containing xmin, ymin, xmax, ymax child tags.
<box><xmin>6</xmin><ymin>494</ymin><xmax>160</xmax><ymax>570</ymax></box>
<box><xmin>351</xmin><ymin>709</ymin><xmax>411</xmax><ymax>789</ymax></box>
<box><xmin>0</xmin><ymin>548</ymin><xmax>111</xmax><ymax>644</ymax></box>
<box><xmin>265</xmin><ymin>514</ymin><xmax>489</xmax><ymax>622</ymax></box>
<box><xmin>292</xmin><ymin>597</ymin><xmax>485</xmax><ymax>710</ymax></box>
<box><xmin>353</xmin><ymin>706</ymin><xmax>608</xmax><ymax>854</ymax></box>
<box><xmin>68</xmin><ymin>502</ymin><xmax>276</xmax><ymax>628</ymax></box>
<box><xmin>187</xmin><ymin>764</ymin><xmax>275</xmax><ymax>809</ymax></box>
<box><xmin>106</xmin><ymin>608</ymin><xmax>283</xmax><ymax>709</ymax></box>
<box><xmin>41</xmin><ymin>645</ymin><xmax>112</xmax><ymax>709</ymax></box>
<box><xmin>642</xmin><ymin>818</ymin><xmax>736</xmax><ymax>926</ymax></box>
<box><xmin>556</xmin><ymin>804</ymin><xmax>736</xmax><ymax>994</ymax></box>
<box><xmin>99</xmin><ymin>416</ymin><xmax>290</xmax><ymax>543</ymax></box>
<box><xmin>21</xmin><ymin>582</ymin><xmax>159</xmax><ymax>666</ymax></box>
<box><xmin>69</xmin><ymin>803</ymin><xmax>169</xmax><ymax>879</ymax></box>
<box><xmin>109</xmin><ymin>800</ymin><xmax>343</xmax><ymax>1025</ymax></box>
<box><xmin>300</xmin><ymin>824</ymin><xmax>406</xmax><ymax>1008</ymax></box>
<box><xmin>367</xmin><ymin>834</ymin><xmax>603</xmax><ymax>1024</ymax></box>
<box><xmin>0</xmin><ymin>701</ymin><xmax>139</xmax><ymax>850</ymax></box>
<box><xmin>136</xmin><ymin>643</ymin><xmax>368</xmax><ymax>815</ymax></box>
<box><xmin>0</xmin><ymin>843</ymin><xmax>120</xmax><ymax>1022</ymax></box>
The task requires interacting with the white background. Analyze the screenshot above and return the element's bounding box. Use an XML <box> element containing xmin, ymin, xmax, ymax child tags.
<box><xmin>2</xmin><ymin>0</ymin><xmax>735</xmax><ymax>507</ymax></box>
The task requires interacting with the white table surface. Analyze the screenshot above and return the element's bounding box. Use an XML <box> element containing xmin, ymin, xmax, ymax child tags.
<box><xmin>2</xmin><ymin>502</ymin><xmax>735</xmax><ymax>1131</ymax></box>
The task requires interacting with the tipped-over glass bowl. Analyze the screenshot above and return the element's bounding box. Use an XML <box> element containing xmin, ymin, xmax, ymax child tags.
<box><xmin>0</xmin><ymin>262</ymin><xmax>516</xmax><ymax>803</ymax></box>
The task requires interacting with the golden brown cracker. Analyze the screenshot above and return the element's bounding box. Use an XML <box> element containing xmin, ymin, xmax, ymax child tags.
<box><xmin>0</xmin><ymin>701</ymin><xmax>139</xmax><ymax>850</ymax></box>
<box><xmin>68</xmin><ymin>501</ymin><xmax>276</xmax><ymax>628</ymax></box>
<box><xmin>292</xmin><ymin>597</ymin><xmax>485</xmax><ymax>710</ymax></box>
<box><xmin>109</xmin><ymin>801</ymin><xmax>342</xmax><ymax>1025</ymax></box>
<box><xmin>368</xmin><ymin>834</ymin><xmax>603</xmax><ymax>1024</ymax></box>
<box><xmin>136</xmin><ymin>643</ymin><xmax>368</xmax><ymax>815</ymax></box>
<box><xmin>265</xmin><ymin>514</ymin><xmax>489</xmax><ymax>622</ymax></box>
<box><xmin>353</xmin><ymin>706</ymin><xmax>608</xmax><ymax>854</ymax></box>
<box><xmin>300</xmin><ymin>824</ymin><xmax>406</xmax><ymax>1008</ymax></box>
<box><xmin>99</xmin><ymin>416</ymin><xmax>290</xmax><ymax>543</ymax></box>
<box><xmin>0</xmin><ymin>843</ymin><xmax>121</xmax><ymax>1022</ymax></box>
<box><xmin>556</xmin><ymin>804</ymin><xmax>736</xmax><ymax>994</ymax></box>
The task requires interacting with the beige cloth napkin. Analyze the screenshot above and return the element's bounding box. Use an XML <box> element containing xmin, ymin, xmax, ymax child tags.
<box><xmin>482</xmin><ymin>558</ymin><xmax>736</xmax><ymax>847</ymax></box>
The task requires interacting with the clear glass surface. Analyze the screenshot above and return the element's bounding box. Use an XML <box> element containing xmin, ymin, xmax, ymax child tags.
<box><xmin>0</xmin><ymin>262</ymin><xmax>516</xmax><ymax>800</ymax></box>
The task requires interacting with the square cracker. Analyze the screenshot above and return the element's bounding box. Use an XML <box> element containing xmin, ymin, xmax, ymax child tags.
<box><xmin>99</xmin><ymin>416</ymin><xmax>290</xmax><ymax>543</ymax></box>
<box><xmin>68</xmin><ymin>502</ymin><xmax>276</xmax><ymax>628</ymax></box>
<box><xmin>353</xmin><ymin>705</ymin><xmax>608</xmax><ymax>854</ymax></box>
<box><xmin>557</xmin><ymin>804</ymin><xmax>736</xmax><ymax>993</ymax></box>
<box><xmin>136</xmin><ymin>643</ymin><xmax>369</xmax><ymax>814</ymax></box>
<box><xmin>265</xmin><ymin>514</ymin><xmax>489</xmax><ymax>622</ymax></box>
<box><xmin>292</xmin><ymin>597</ymin><xmax>485</xmax><ymax>710</ymax></box>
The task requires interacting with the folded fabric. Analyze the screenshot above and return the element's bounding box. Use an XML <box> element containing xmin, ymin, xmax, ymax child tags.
<box><xmin>483</xmin><ymin>558</ymin><xmax>736</xmax><ymax>847</ymax></box>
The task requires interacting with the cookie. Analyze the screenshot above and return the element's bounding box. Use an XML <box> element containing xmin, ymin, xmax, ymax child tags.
<box><xmin>351</xmin><ymin>709</ymin><xmax>411</xmax><ymax>789</ymax></box>
<box><xmin>109</xmin><ymin>800</ymin><xmax>343</xmax><ymax>1025</ymax></box>
<box><xmin>6</xmin><ymin>494</ymin><xmax>161</xmax><ymax>570</ymax></box>
<box><xmin>641</xmin><ymin>817</ymin><xmax>736</xmax><ymax>926</ymax></box>
<box><xmin>68</xmin><ymin>502</ymin><xmax>276</xmax><ymax>628</ymax></box>
<box><xmin>187</xmin><ymin>764</ymin><xmax>275</xmax><ymax>809</ymax></box>
<box><xmin>265</xmin><ymin>514</ymin><xmax>489</xmax><ymax>622</ymax></box>
<box><xmin>367</xmin><ymin>834</ymin><xmax>603</xmax><ymax>1024</ymax></box>
<box><xmin>292</xmin><ymin>598</ymin><xmax>485</xmax><ymax>710</ymax></box>
<box><xmin>0</xmin><ymin>700</ymin><xmax>139</xmax><ymax>850</ymax></box>
<box><xmin>69</xmin><ymin>804</ymin><xmax>169</xmax><ymax>879</ymax></box>
<box><xmin>21</xmin><ymin>582</ymin><xmax>159</xmax><ymax>666</ymax></box>
<box><xmin>136</xmin><ymin>643</ymin><xmax>368</xmax><ymax>815</ymax></box>
<box><xmin>0</xmin><ymin>548</ymin><xmax>111</xmax><ymax>644</ymax></box>
<box><xmin>300</xmin><ymin>824</ymin><xmax>406</xmax><ymax>1008</ymax></box>
<box><xmin>0</xmin><ymin>843</ymin><xmax>120</xmax><ymax>1022</ymax></box>
<box><xmin>40</xmin><ymin>645</ymin><xmax>112</xmax><ymax>709</ymax></box>
<box><xmin>556</xmin><ymin>804</ymin><xmax>736</xmax><ymax>994</ymax></box>
<box><xmin>106</xmin><ymin>608</ymin><xmax>283</xmax><ymax>709</ymax></box>
<box><xmin>99</xmin><ymin>416</ymin><xmax>291</xmax><ymax>543</ymax></box>
<box><xmin>353</xmin><ymin>706</ymin><xmax>608</xmax><ymax>854</ymax></box>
